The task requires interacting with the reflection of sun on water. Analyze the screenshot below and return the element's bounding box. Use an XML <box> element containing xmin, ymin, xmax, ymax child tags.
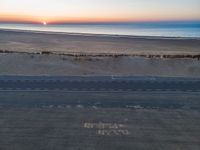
<box><xmin>43</xmin><ymin>22</ymin><xmax>47</xmax><ymax>25</ymax></box>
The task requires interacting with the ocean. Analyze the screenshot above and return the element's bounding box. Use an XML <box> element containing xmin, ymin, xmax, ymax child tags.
<box><xmin>0</xmin><ymin>22</ymin><xmax>200</xmax><ymax>38</ymax></box>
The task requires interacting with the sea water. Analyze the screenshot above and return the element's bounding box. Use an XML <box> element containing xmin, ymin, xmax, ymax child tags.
<box><xmin>0</xmin><ymin>22</ymin><xmax>200</xmax><ymax>38</ymax></box>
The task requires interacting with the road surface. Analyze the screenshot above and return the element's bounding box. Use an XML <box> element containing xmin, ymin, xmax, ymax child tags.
<box><xmin>0</xmin><ymin>76</ymin><xmax>200</xmax><ymax>150</ymax></box>
<box><xmin>0</xmin><ymin>76</ymin><xmax>200</xmax><ymax>92</ymax></box>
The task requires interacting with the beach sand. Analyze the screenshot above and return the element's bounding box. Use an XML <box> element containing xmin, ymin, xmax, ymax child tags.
<box><xmin>0</xmin><ymin>53</ymin><xmax>200</xmax><ymax>77</ymax></box>
<box><xmin>0</xmin><ymin>29</ymin><xmax>200</xmax><ymax>77</ymax></box>
<box><xmin>0</xmin><ymin>29</ymin><xmax>200</xmax><ymax>55</ymax></box>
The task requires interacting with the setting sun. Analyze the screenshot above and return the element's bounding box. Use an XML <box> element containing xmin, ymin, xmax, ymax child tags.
<box><xmin>43</xmin><ymin>22</ymin><xmax>47</xmax><ymax>25</ymax></box>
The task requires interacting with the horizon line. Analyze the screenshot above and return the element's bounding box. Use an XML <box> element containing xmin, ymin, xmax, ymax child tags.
<box><xmin>0</xmin><ymin>20</ymin><xmax>200</xmax><ymax>25</ymax></box>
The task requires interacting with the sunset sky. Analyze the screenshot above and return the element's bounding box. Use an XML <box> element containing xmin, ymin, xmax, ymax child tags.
<box><xmin>0</xmin><ymin>0</ymin><xmax>200</xmax><ymax>24</ymax></box>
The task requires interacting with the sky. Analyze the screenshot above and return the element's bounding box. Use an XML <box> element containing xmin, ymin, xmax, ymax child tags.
<box><xmin>0</xmin><ymin>0</ymin><xmax>200</xmax><ymax>24</ymax></box>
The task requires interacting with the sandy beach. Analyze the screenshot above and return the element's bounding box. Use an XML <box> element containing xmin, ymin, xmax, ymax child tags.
<box><xmin>0</xmin><ymin>29</ymin><xmax>200</xmax><ymax>77</ymax></box>
<box><xmin>1</xmin><ymin>29</ymin><xmax>200</xmax><ymax>55</ymax></box>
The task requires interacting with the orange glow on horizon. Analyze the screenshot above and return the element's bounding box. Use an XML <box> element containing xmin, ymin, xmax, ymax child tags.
<box><xmin>0</xmin><ymin>13</ymin><xmax>199</xmax><ymax>24</ymax></box>
<box><xmin>0</xmin><ymin>0</ymin><xmax>199</xmax><ymax>24</ymax></box>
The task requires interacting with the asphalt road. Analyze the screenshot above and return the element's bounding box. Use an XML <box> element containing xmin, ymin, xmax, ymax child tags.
<box><xmin>0</xmin><ymin>76</ymin><xmax>200</xmax><ymax>92</ymax></box>
<box><xmin>0</xmin><ymin>76</ymin><xmax>200</xmax><ymax>150</ymax></box>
